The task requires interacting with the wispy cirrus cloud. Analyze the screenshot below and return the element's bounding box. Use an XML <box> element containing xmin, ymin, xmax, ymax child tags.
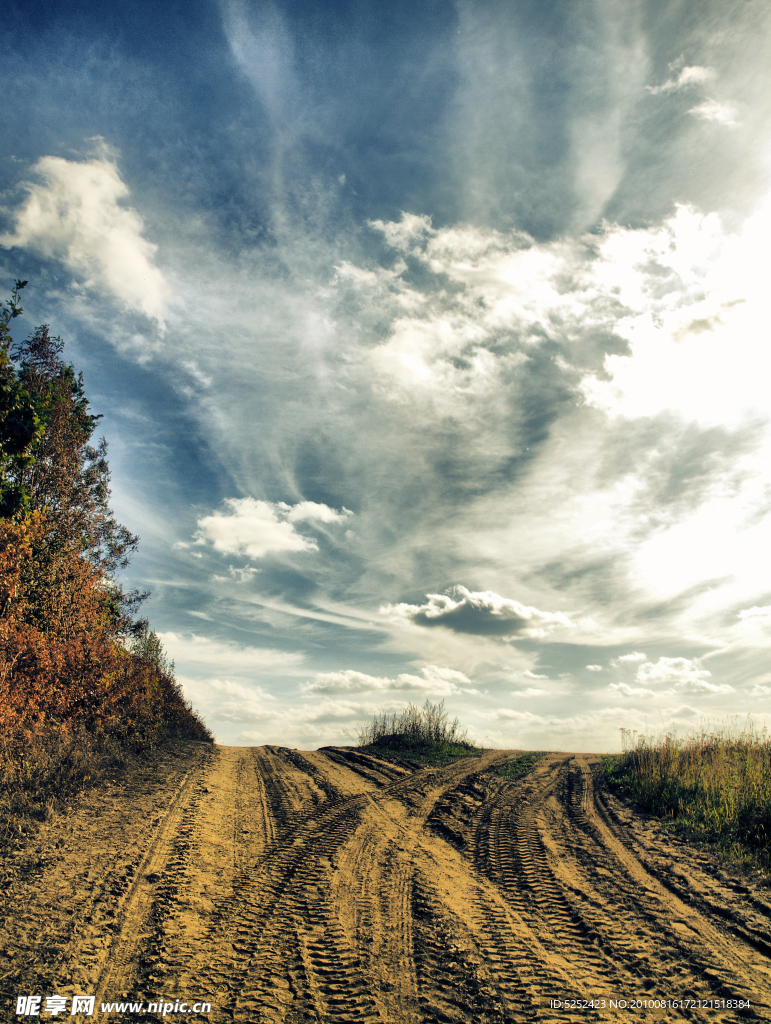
<box><xmin>646</xmin><ymin>64</ymin><xmax>738</xmax><ymax>126</ymax></box>
<box><xmin>158</xmin><ymin>632</ymin><xmax>304</xmax><ymax>674</ymax></box>
<box><xmin>646</xmin><ymin>65</ymin><xmax>714</xmax><ymax>95</ymax></box>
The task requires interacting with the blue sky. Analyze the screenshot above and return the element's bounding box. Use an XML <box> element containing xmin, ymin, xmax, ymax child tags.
<box><xmin>3</xmin><ymin>0</ymin><xmax>771</xmax><ymax>749</ymax></box>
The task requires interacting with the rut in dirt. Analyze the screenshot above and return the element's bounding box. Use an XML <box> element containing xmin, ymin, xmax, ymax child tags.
<box><xmin>2</xmin><ymin>744</ymin><xmax>770</xmax><ymax>1024</ymax></box>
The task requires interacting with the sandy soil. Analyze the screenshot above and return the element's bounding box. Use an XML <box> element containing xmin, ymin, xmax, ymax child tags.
<box><xmin>2</xmin><ymin>742</ymin><xmax>771</xmax><ymax>1022</ymax></box>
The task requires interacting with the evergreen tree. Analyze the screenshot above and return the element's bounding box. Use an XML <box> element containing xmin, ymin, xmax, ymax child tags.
<box><xmin>0</xmin><ymin>281</ymin><xmax>40</xmax><ymax>515</ymax></box>
<box><xmin>0</xmin><ymin>283</ymin><xmax>146</xmax><ymax>637</ymax></box>
<box><xmin>13</xmin><ymin>324</ymin><xmax>139</xmax><ymax>575</ymax></box>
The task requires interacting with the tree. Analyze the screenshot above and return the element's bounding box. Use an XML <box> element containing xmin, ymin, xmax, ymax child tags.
<box><xmin>13</xmin><ymin>324</ymin><xmax>139</xmax><ymax>574</ymax></box>
<box><xmin>0</xmin><ymin>284</ymin><xmax>212</xmax><ymax>751</ymax></box>
<box><xmin>0</xmin><ymin>281</ymin><xmax>41</xmax><ymax>516</ymax></box>
<box><xmin>0</xmin><ymin>283</ymin><xmax>145</xmax><ymax>636</ymax></box>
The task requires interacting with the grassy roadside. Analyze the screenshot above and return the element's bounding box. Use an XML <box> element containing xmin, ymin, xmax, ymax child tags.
<box><xmin>602</xmin><ymin>723</ymin><xmax>771</xmax><ymax>873</ymax></box>
<box><xmin>0</xmin><ymin>721</ymin><xmax>212</xmax><ymax>856</ymax></box>
<box><xmin>0</xmin><ymin>724</ymin><xmax>130</xmax><ymax>852</ymax></box>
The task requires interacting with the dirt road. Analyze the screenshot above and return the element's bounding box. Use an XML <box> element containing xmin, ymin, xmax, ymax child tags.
<box><xmin>2</xmin><ymin>743</ymin><xmax>771</xmax><ymax>1022</ymax></box>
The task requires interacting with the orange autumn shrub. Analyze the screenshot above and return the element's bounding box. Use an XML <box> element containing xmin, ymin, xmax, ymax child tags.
<box><xmin>0</xmin><ymin>515</ymin><xmax>114</xmax><ymax>732</ymax></box>
<box><xmin>0</xmin><ymin>514</ymin><xmax>210</xmax><ymax>747</ymax></box>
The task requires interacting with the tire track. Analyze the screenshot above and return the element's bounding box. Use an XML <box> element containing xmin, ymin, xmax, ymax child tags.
<box><xmin>567</xmin><ymin>755</ymin><xmax>771</xmax><ymax>1018</ymax></box>
<box><xmin>444</xmin><ymin>754</ymin><xmax>759</xmax><ymax>1020</ymax></box>
<box><xmin>9</xmin><ymin>743</ymin><xmax>771</xmax><ymax>1024</ymax></box>
<box><xmin>184</xmin><ymin>754</ymin><xmax>477</xmax><ymax>1021</ymax></box>
<box><xmin>184</xmin><ymin>792</ymin><xmax>373</xmax><ymax>1021</ymax></box>
<box><xmin>91</xmin><ymin>754</ymin><xmax>210</xmax><ymax>1008</ymax></box>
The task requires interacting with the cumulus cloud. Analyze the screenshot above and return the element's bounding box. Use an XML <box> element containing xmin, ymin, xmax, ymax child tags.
<box><xmin>303</xmin><ymin>664</ymin><xmax>473</xmax><ymax>696</ymax></box>
<box><xmin>635</xmin><ymin>656</ymin><xmax>732</xmax><ymax>694</ymax></box>
<box><xmin>0</xmin><ymin>145</ymin><xmax>168</xmax><ymax>319</ymax></box>
<box><xmin>368</xmin><ymin>212</ymin><xmax>433</xmax><ymax>253</ymax></box>
<box><xmin>586</xmin><ymin>664</ymin><xmax>603</xmax><ymax>672</ymax></box>
<box><xmin>578</xmin><ymin>202</ymin><xmax>770</xmax><ymax>428</ymax></box>
<box><xmin>227</xmin><ymin>565</ymin><xmax>261</xmax><ymax>582</ymax></box>
<box><xmin>194</xmin><ymin>497</ymin><xmax>352</xmax><ymax>559</ymax></box>
<box><xmin>353</xmin><ymin>199</ymin><xmax>764</xmax><ymax>433</ymax></box>
<box><xmin>382</xmin><ymin>586</ymin><xmax>573</xmax><ymax>639</ymax></box>
<box><xmin>610</xmin><ymin>652</ymin><xmax>647</xmax><ymax>667</ymax></box>
<box><xmin>284</xmin><ymin>500</ymin><xmax>353</xmax><ymax>523</ymax></box>
<box><xmin>609</xmin><ymin>682</ymin><xmax>657</xmax><ymax>698</ymax></box>
<box><xmin>176</xmin><ymin>675</ymin><xmax>279</xmax><ymax>730</ymax></box>
<box><xmin>511</xmin><ymin>687</ymin><xmax>548</xmax><ymax>697</ymax></box>
<box><xmin>359</xmin><ymin>216</ymin><xmax>563</xmax><ymax>404</ymax></box>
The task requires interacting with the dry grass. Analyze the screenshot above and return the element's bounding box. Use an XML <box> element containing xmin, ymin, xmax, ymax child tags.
<box><xmin>355</xmin><ymin>699</ymin><xmax>480</xmax><ymax>766</ymax></box>
<box><xmin>604</xmin><ymin>720</ymin><xmax>771</xmax><ymax>871</ymax></box>
<box><xmin>0</xmin><ymin>723</ymin><xmax>124</xmax><ymax>851</ymax></box>
<box><xmin>0</xmin><ymin>718</ymin><xmax>212</xmax><ymax>856</ymax></box>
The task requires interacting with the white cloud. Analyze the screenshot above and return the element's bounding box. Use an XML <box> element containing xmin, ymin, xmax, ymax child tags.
<box><xmin>688</xmin><ymin>100</ymin><xmax>739</xmax><ymax>126</ymax></box>
<box><xmin>283</xmin><ymin>500</ymin><xmax>353</xmax><ymax>523</ymax></box>
<box><xmin>342</xmin><ymin>205</ymin><xmax>771</xmax><ymax>661</ymax></box>
<box><xmin>303</xmin><ymin>664</ymin><xmax>473</xmax><ymax>696</ymax></box>
<box><xmin>194</xmin><ymin>497</ymin><xmax>351</xmax><ymax>559</ymax></box>
<box><xmin>382</xmin><ymin>585</ymin><xmax>573</xmax><ymax>639</ymax></box>
<box><xmin>646</xmin><ymin>65</ymin><xmax>714</xmax><ymax>95</ymax></box>
<box><xmin>176</xmin><ymin>675</ymin><xmax>278</xmax><ymax>728</ymax></box>
<box><xmin>511</xmin><ymin>687</ymin><xmax>548</xmax><ymax>697</ymax></box>
<box><xmin>495</xmin><ymin>708</ymin><xmax>547</xmax><ymax>723</ymax></box>
<box><xmin>636</xmin><ymin>656</ymin><xmax>732</xmax><ymax>694</ymax></box>
<box><xmin>368</xmin><ymin>211</ymin><xmax>433</xmax><ymax>253</ymax></box>
<box><xmin>586</xmin><ymin>664</ymin><xmax>603</xmax><ymax>672</ymax></box>
<box><xmin>750</xmin><ymin>684</ymin><xmax>771</xmax><ymax>696</ymax></box>
<box><xmin>612</xmin><ymin>652</ymin><xmax>647</xmax><ymax>666</ymax></box>
<box><xmin>356</xmin><ymin>199</ymin><xmax>764</xmax><ymax>432</ymax></box>
<box><xmin>609</xmin><ymin>682</ymin><xmax>657</xmax><ymax>698</ymax></box>
<box><xmin>579</xmin><ymin>202</ymin><xmax>769</xmax><ymax>427</ymax></box>
<box><xmin>738</xmin><ymin>606</ymin><xmax>771</xmax><ymax>632</ymax></box>
<box><xmin>361</xmin><ymin>219</ymin><xmax>563</xmax><ymax>404</ymax></box>
<box><xmin>0</xmin><ymin>145</ymin><xmax>168</xmax><ymax>319</ymax></box>
<box><xmin>227</xmin><ymin>564</ymin><xmax>262</xmax><ymax>582</ymax></box>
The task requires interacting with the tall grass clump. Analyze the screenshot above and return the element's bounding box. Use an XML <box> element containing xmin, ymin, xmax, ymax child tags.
<box><xmin>605</xmin><ymin>722</ymin><xmax>771</xmax><ymax>870</ymax></box>
<box><xmin>356</xmin><ymin>700</ymin><xmax>480</xmax><ymax>766</ymax></box>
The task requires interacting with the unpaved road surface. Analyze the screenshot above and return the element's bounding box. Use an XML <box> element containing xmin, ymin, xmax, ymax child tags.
<box><xmin>2</xmin><ymin>743</ymin><xmax>771</xmax><ymax>1023</ymax></box>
